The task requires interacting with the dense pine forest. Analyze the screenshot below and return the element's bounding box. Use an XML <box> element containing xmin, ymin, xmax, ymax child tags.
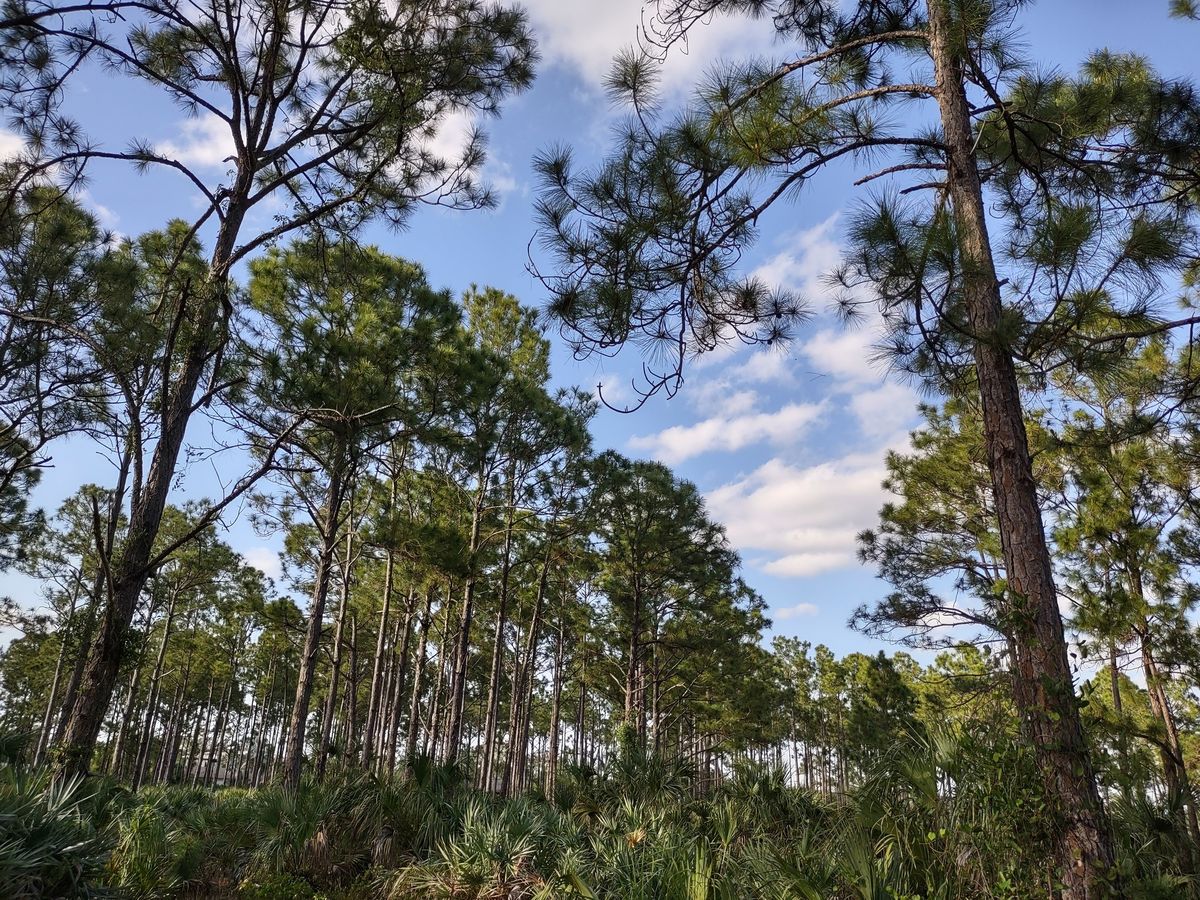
<box><xmin>1</xmin><ymin>0</ymin><xmax>1200</xmax><ymax>897</ymax></box>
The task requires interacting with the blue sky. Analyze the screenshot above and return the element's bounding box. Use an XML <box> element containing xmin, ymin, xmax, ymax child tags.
<box><xmin>2</xmin><ymin>1</ymin><xmax>1196</xmax><ymax>657</ymax></box>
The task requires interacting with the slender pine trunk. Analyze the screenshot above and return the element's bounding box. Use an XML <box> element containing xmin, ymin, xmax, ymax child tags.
<box><xmin>317</xmin><ymin>527</ymin><xmax>354</xmax><ymax>780</ymax></box>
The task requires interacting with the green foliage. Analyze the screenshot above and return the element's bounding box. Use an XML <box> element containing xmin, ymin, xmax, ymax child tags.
<box><xmin>238</xmin><ymin>872</ymin><xmax>318</xmax><ymax>900</ymax></box>
<box><xmin>2</xmin><ymin>723</ymin><xmax>1198</xmax><ymax>898</ymax></box>
<box><xmin>0</xmin><ymin>767</ymin><xmax>113</xmax><ymax>899</ymax></box>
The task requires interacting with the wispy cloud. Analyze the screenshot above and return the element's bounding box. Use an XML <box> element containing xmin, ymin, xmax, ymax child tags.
<box><xmin>774</xmin><ymin>601</ymin><xmax>819</xmax><ymax>620</ymax></box>
<box><xmin>0</xmin><ymin>129</ymin><xmax>24</xmax><ymax>161</ymax></box>
<box><xmin>629</xmin><ymin>400</ymin><xmax>825</xmax><ymax>465</ymax></box>
<box><xmin>244</xmin><ymin>546</ymin><xmax>282</xmax><ymax>582</ymax></box>
<box><xmin>706</xmin><ymin>446</ymin><xmax>908</xmax><ymax>578</ymax></box>
<box><xmin>159</xmin><ymin>114</ymin><xmax>235</xmax><ymax>168</ymax></box>
<box><xmin>520</xmin><ymin>0</ymin><xmax>774</xmax><ymax>97</ymax></box>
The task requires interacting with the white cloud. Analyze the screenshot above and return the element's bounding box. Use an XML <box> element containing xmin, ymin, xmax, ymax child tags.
<box><xmin>423</xmin><ymin>108</ymin><xmax>520</xmax><ymax>202</ymax></box>
<box><xmin>618</xmin><ymin>213</ymin><xmax>922</xmax><ymax>580</ymax></box>
<box><xmin>595</xmin><ymin>372</ymin><xmax>631</xmax><ymax>407</ymax></box>
<box><xmin>629</xmin><ymin>400</ymin><xmax>824</xmax><ymax>465</ymax></box>
<box><xmin>749</xmin><ymin>215</ymin><xmax>897</xmax><ymax>388</ymax></box>
<box><xmin>706</xmin><ymin>448</ymin><xmax>906</xmax><ymax>578</ymax></box>
<box><xmin>803</xmin><ymin>325</ymin><xmax>888</xmax><ymax>386</ymax></box>
<box><xmin>78</xmin><ymin>190</ymin><xmax>119</xmax><ymax>230</ymax></box>
<box><xmin>728</xmin><ymin>349</ymin><xmax>795</xmax><ymax>385</ymax></box>
<box><xmin>244</xmin><ymin>546</ymin><xmax>282</xmax><ymax>582</ymax></box>
<box><xmin>159</xmin><ymin>114</ymin><xmax>235</xmax><ymax>168</ymax></box>
<box><xmin>521</xmin><ymin>0</ymin><xmax>774</xmax><ymax>96</ymax></box>
<box><xmin>774</xmin><ymin>601</ymin><xmax>819</xmax><ymax>620</ymax></box>
<box><xmin>850</xmin><ymin>381</ymin><xmax>920</xmax><ymax>440</ymax></box>
<box><xmin>0</xmin><ymin>129</ymin><xmax>24</xmax><ymax>161</ymax></box>
<box><xmin>751</xmin><ymin>215</ymin><xmax>842</xmax><ymax>302</ymax></box>
<box><xmin>751</xmin><ymin>215</ymin><xmax>923</xmax><ymax>442</ymax></box>
<box><xmin>426</xmin><ymin>108</ymin><xmax>476</xmax><ymax>166</ymax></box>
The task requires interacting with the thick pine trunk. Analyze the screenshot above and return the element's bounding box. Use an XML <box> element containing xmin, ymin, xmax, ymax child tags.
<box><xmin>60</xmin><ymin>344</ymin><xmax>214</xmax><ymax>776</ymax></box>
<box><xmin>56</xmin><ymin>204</ymin><xmax>247</xmax><ymax>778</ymax></box>
<box><xmin>926</xmin><ymin>2</ymin><xmax>1117</xmax><ymax>892</ymax></box>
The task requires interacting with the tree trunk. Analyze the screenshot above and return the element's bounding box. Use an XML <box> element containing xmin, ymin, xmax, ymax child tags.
<box><xmin>1141</xmin><ymin>630</ymin><xmax>1200</xmax><ymax>858</ymax></box>
<box><xmin>926</xmin><ymin>1</ymin><xmax>1117</xmax><ymax>892</ymax></box>
<box><xmin>109</xmin><ymin>630</ymin><xmax>151</xmax><ymax>778</ymax></box>
<box><xmin>58</xmin><ymin>323</ymin><xmax>221</xmax><ymax>776</ymax></box>
<box><xmin>317</xmin><ymin>526</ymin><xmax>354</xmax><ymax>780</ymax></box>
<box><xmin>133</xmin><ymin>590</ymin><xmax>177</xmax><ymax>788</ymax></box>
<box><xmin>544</xmin><ymin>605</ymin><xmax>566</xmax><ymax>799</ymax></box>
<box><xmin>36</xmin><ymin>571</ymin><xmax>83</xmax><ymax>765</ymax></box>
<box><xmin>282</xmin><ymin>464</ymin><xmax>347</xmax><ymax>789</ymax></box>
<box><xmin>404</xmin><ymin>587</ymin><xmax>437</xmax><ymax>765</ymax></box>
<box><xmin>345</xmin><ymin>615</ymin><xmax>359</xmax><ymax>760</ymax></box>
<box><xmin>504</xmin><ymin>553</ymin><xmax>552</xmax><ymax>795</ymax></box>
<box><xmin>190</xmin><ymin>680</ymin><xmax>215</xmax><ymax>787</ymax></box>
<box><xmin>205</xmin><ymin>678</ymin><xmax>233</xmax><ymax>786</ymax></box>
<box><xmin>481</xmin><ymin>477</ymin><xmax>519</xmax><ymax>790</ymax></box>
<box><xmin>362</xmin><ymin>548</ymin><xmax>395</xmax><ymax>768</ymax></box>
<box><xmin>157</xmin><ymin>668</ymin><xmax>189</xmax><ymax>784</ymax></box>
<box><xmin>624</xmin><ymin>591</ymin><xmax>642</xmax><ymax>735</ymax></box>
<box><xmin>383</xmin><ymin>590</ymin><xmax>416</xmax><ymax>773</ymax></box>
<box><xmin>444</xmin><ymin>491</ymin><xmax>485</xmax><ymax>763</ymax></box>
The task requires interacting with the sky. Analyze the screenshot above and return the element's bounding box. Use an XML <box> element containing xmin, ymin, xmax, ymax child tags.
<box><xmin>2</xmin><ymin>1</ymin><xmax>1197</xmax><ymax>658</ymax></box>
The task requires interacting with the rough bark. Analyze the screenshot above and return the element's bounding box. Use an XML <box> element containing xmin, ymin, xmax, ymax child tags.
<box><xmin>926</xmin><ymin>1</ymin><xmax>1118</xmax><ymax>892</ymax></box>
<box><xmin>56</xmin><ymin>200</ymin><xmax>247</xmax><ymax>777</ymax></box>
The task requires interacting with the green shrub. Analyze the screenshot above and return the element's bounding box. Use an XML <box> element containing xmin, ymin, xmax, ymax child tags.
<box><xmin>238</xmin><ymin>871</ymin><xmax>317</xmax><ymax>900</ymax></box>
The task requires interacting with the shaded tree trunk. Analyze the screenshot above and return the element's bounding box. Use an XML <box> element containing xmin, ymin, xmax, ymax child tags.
<box><xmin>481</xmin><ymin>477</ymin><xmax>518</xmax><ymax>790</ymax></box>
<box><xmin>504</xmin><ymin>552</ymin><xmax>551</xmax><ymax>795</ymax></box>
<box><xmin>444</xmin><ymin>490</ymin><xmax>485</xmax><ymax>763</ymax></box>
<box><xmin>383</xmin><ymin>590</ymin><xmax>415</xmax><ymax>773</ymax></box>
<box><xmin>362</xmin><ymin>548</ymin><xmax>395</xmax><ymax>768</ymax></box>
<box><xmin>317</xmin><ymin>527</ymin><xmax>354</xmax><ymax>780</ymax></box>
<box><xmin>282</xmin><ymin>462</ymin><xmax>347</xmax><ymax>789</ymax></box>
<box><xmin>404</xmin><ymin>586</ymin><xmax>437</xmax><ymax>765</ymax></box>
<box><xmin>133</xmin><ymin>590</ymin><xmax>177</xmax><ymax>788</ymax></box>
<box><xmin>544</xmin><ymin>605</ymin><xmax>566</xmax><ymax>799</ymax></box>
